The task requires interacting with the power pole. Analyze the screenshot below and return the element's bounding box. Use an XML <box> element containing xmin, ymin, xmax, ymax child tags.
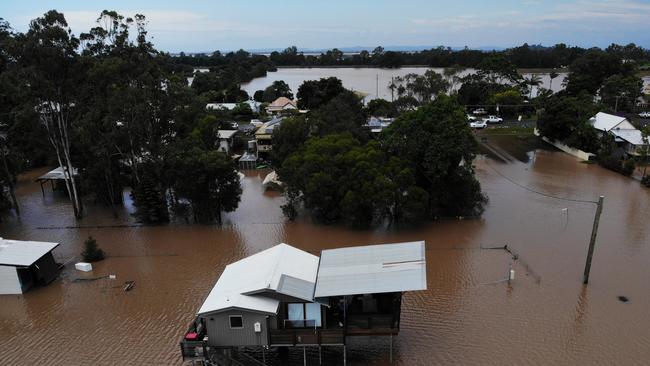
<box><xmin>583</xmin><ymin>196</ymin><xmax>604</xmax><ymax>284</ymax></box>
<box><xmin>376</xmin><ymin>74</ymin><xmax>379</xmax><ymax>99</ymax></box>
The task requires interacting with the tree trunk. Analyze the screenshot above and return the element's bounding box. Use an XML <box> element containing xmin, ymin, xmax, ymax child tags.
<box><xmin>0</xmin><ymin>145</ymin><xmax>19</xmax><ymax>216</ymax></box>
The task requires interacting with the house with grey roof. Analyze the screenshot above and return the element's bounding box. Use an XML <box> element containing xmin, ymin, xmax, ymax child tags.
<box><xmin>180</xmin><ymin>241</ymin><xmax>427</xmax><ymax>364</ymax></box>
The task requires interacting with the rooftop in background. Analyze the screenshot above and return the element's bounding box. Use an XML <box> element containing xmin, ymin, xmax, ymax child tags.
<box><xmin>197</xmin><ymin>243</ymin><xmax>320</xmax><ymax>315</ymax></box>
<box><xmin>314</xmin><ymin>241</ymin><xmax>427</xmax><ymax>298</ymax></box>
<box><xmin>0</xmin><ymin>238</ymin><xmax>60</xmax><ymax>267</ymax></box>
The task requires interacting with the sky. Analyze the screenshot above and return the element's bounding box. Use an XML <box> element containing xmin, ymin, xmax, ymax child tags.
<box><xmin>1</xmin><ymin>0</ymin><xmax>649</xmax><ymax>52</ymax></box>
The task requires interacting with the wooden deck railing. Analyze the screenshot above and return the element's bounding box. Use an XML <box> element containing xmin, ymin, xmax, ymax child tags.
<box><xmin>270</xmin><ymin>328</ymin><xmax>345</xmax><ymax>346</ymax></box>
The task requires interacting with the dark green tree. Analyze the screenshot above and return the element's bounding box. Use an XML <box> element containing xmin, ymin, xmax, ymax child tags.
<box><xmin>296</xmin><ymin>77</ymin><xmax>346</xmax><ymax>109</ymax></box>
<box><xmin>537</xmin><ymin>93</ymin><xmax>600</xmax><ymax>152</ymax></box>
<box><xmin>81</xmin><ymin>236</ymin><xmax>105</xmax><ymax>262</ymax></box>
<box><xmin>382</xmin><ymin>95</ymin><xmax>487</xmax><ymax>218</ymax></box>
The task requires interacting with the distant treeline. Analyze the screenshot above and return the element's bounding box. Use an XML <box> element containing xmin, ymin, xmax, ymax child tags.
<box><xmin>174</xmin><ymin>43</ymin><xmax>650</xmax><ymax>70</ymax></box>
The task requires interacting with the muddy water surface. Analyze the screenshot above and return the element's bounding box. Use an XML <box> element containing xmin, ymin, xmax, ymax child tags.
<box><xmin>1</xmin><ymin>141</ymin><xmax>650</xmax><ymax>365</ymax></box>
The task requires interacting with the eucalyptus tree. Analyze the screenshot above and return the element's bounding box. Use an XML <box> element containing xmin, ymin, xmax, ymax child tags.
<box><xmin>524</xmin><ymin>74</ymin><xmax>542</xmax><ymax>99</ymax></box>
<box><xmin>549</xmin><ymin>69</ymin><xmax>559</xmax><ymax>91</ymax></box>
<box><xmin>19</xmin><ymin>11</ymin><xmax>83</xmax><ymax>218</ymax></box>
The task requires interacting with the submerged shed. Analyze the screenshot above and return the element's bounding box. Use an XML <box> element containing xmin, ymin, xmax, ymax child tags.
<box><xmin>0</xmin><ymin>238</ymin><xmax>60</xmax><ymax>295</ymax></box>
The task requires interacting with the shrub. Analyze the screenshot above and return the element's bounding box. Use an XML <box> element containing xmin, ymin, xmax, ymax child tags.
<box><xmin>81</xmin><ymin>236</ymin><xmax>105</xmax><ymax>262</ymax></box>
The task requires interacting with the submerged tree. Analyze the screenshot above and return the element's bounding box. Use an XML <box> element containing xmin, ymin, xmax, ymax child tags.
<box><xmin>20</xmin><ymin>11</ymin><xmax>83</xmax><ymax>218</ymax></box>
<box><xmin>382</xmin><ymin>95</ymin><xmax>487</xmax><ymax>218</ymax></box>
<box><xmin>81</xmin><ymin>236</ymin><xmax>105</xmax><ymax>262</ymax></box>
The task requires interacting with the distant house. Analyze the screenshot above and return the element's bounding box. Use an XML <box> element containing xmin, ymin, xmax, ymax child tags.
<box><xmin>589</xmin><ymin>112</ymin><xmax>648</xmax><ymax>156</ymax></box>
<box><xmin>265</xmin><ymin>97</ymin><xmax>297</xmax><ymax>114</ymax></box>
<box><xmin>216</xmin><ymin>130</ymin><xmax>238</xmax><ymax>154</ymax></box>
<box><xmin>206</xmin><ymin>100</ymin><xmax>260</xmax><ymax>113</ymax></box>
<box><xmin>0</xmin><ymin>238</ymin><xmax>60</xmax><ymax>295</ymax></box>
<box><xmin>254</xmin><ymin>116</ymin><xmax>284</xmax><ymax>155</ymax></box>
<box><xmin>364</xmin><ymin>116</ymin><xmax>394</xmax><ymax>134</ymax></box>
<box><xmin>180</xmin><ymin>241</ymin><xmax>427</xmax><ymax>364</ymax></box>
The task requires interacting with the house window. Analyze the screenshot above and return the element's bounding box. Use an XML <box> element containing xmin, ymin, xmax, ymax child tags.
<box><xmin>229</xmin><ymin>315</ymin><xmax>243</xmax><ymax>329</ymax></box>
<box><xmin>286</xmin><ymin>303</ymin><xmax>321</xmax><ymax>328</ymax></box>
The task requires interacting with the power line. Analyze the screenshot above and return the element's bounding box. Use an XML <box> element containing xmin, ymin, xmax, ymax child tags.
<box><xmin>484</xmin><ymin>161</ymin><xmax>598</xmax><ymax>204</ymax></box>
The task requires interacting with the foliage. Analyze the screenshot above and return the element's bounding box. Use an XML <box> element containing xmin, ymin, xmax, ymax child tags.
<box><xmin>262</xmin><ymin>80</ymin><xmax>293</xmax><ymax>102</ymax></box>
<box><xmin>131</xmin><ymin>164</ymin><xmax>169</xmax><ymax>223</ymax></box>
<box><xmin>364</xmin><ymin>99</ymin><xmax>397</xmax><ymax>118</ymax></box>
<box><xmin>599</xmin><ymin>74</ymin><xmax>643</xmax><ymax>112</ymax></box>
<box><xmin>81</xmin><ymin>236</ymin><xmax>105</xmax><ymax>262</ymax></box>
<box><xmin>391</xmin><ymin>70</ymin><xmax>449</xmax><ymax>103</ymax></box>
<box><xmin>166</xmin><ymin>139</ymin><xmax>242</xmax><ymax>223</ymax></box>
<box><xmin>381</xmin><ymin>95</ymin><xmax>487</xmax><ymax>218</ymax></box>
<box><xmin>565</xmin><ymin>49</ymin><xmax>637</xmax><ymax>96</ymax></box>
<box><xmin>296</xmin><ymin>77</ymin><xmax>346</xmax><ymax>109</ymax></box>
<box><xmin>537</xmin><ymin>93</ymin><xmax>600</xmax><ymax>152</ymax></box>
<box><xmin>270</xmin><ymin>116</ymin><xmax>310</xmax><ymax>168</ymax></box>
<box><xmin>308</xmin><ymin>90</ymin><xmax>367</xmax><ymax>138</ymax></box>
<box><xmin>279</xmin><ymin>134</ymin><xmax>425</xmax><ymax>227</ymax></box>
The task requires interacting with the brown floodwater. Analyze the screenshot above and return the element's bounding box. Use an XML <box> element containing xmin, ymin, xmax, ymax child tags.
<box><xmin>1</xmin><ymin>140</ymin><xmax>650</xmax><ymax>365</ymax></box>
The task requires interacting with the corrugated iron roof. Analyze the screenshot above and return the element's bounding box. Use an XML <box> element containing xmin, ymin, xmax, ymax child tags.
<box><xmin>197</xmin><ymin>243</ymin><xmax>319</xmax><ymax>315</ymax></box>
<box><xmin>0</xmin><ymin>238</ymin><xmax>59</xmax><ymax>267</ymax></box>
<box><xmin>314</xmin><ymin>241</ymin><xmax>427</xmax><ymax>298</ymax></box>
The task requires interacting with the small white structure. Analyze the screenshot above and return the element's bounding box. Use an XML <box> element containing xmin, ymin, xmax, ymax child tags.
<box><xmin>217</xmin><ymin>130</ymin><xmax>238</xmax><ymax>154</ymax></box>
<box><xmin>0</xmin><ymin>238</ymin><xmax>60</xmax><ymax>295</ymax></box>
<box><xmin>589</xmin><ymin>112</ymin><xmax>648</xmax><ymax>156</ymax></box>
<box><xmin>75</xmin><ymin>262</ymin><xmax>93</xmax><ymax>272</ymax></box>
<box><xmin>262</xmin><ymin>171</ymin><xmax>284</xmax><ymax>191</ymax></box>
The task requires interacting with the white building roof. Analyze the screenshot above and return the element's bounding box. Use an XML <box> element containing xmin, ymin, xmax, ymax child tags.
<box><xmin>314</xmin><ymin>241</ymin><xmax>427</xmax><ymax>298</ymax></box>
<box><xmin>612</xmin><ymin>129</ymin><xmax>646</xmax><ymax>146</ymax></box>
<box><xmin>589</xmin><ymin>112</ymin><xmax>631</xmax><ymax>132</ymax></box>
<box><xmin>197</xmin><ymin>243</ymin><xmax>319</xmax><ymax>315</ymax></box>
<box><xmin>36</xmin><ymin>166</ymin><xmax>79</xmax><ymax>181</ymax></box>
<box><xmin>0</xmin><ymin>238</ymin><xmax>59</xmax><ymax>267</ymax></box>
<box><xmin>217</xmin><ymin>130</ymin><xmax>237</xmax><ymax>139</ymax></box>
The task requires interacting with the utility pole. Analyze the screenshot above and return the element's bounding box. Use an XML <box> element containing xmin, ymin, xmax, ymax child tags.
<box><xmin>583</xmin><ymin>196</ymin><xmax>604</xmax><ymax>284</ymax></box>
<box><xmin>614</xmin><ymin>96</ymin><xmax>620</xmax><ymax>113</ymax></box>
<box><xmin>376</xmin><ymin>74</ymin><xmax>379</xmax><ymax>99</ymax></box>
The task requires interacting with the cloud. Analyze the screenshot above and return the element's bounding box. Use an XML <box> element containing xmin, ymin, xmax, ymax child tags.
<box><xmin>411</xmin><ymin>0</ymin><xmax>650</xmax><ymax>32</ymax></box>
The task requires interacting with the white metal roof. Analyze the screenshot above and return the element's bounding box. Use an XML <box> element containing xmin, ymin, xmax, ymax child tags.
<box><xmin>314</xmin><ymin>241</ymin><xmax>427</xmax><ymax>298</ymax></box>
<box><xmin>612</xmin><ymin>129</ymin><xmax>646</xmax><ymax>146</ymax></box>
<box><xmin>197</xmin><ymin>243</ymin><xmax>319</xmax><ymax>315</ymax></box>
<box><xmin>589</xmin><ymin>112</ymin><xmax>630</xmax><ymax>132</ymax></box>
<box><xmin>36</xmin><ymin>166</ymin><xmax>79</xmax><ymax>181</ymax></box>
<box><xmin>217</xmin><ymin>130</ymin><xmax>237</xmax><ymax>139</ymax></box>
<box><xmin>0</xmin><ymin>238</ymin><xmax>59</xmax><ymax>267</ymax></box>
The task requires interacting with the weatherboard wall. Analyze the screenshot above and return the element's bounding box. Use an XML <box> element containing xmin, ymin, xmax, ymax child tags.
<box><xmin>200</xmin><ymin>310</ymin><xmax>270</xmax><ymax>347</ymax></box>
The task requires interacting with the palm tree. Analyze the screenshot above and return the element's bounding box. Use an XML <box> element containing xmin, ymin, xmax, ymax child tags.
<box><xmin>549</xmin><ymin>70</ymin><xmax>559</xmax><ymax>92</ymax></box>
<box><xmin>525</xmin><ymin>74</ymin><xmax>542</xmax><ymax>99</ymax></box>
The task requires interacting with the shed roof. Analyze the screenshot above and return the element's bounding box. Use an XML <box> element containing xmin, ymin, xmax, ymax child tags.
<box><xmin>197</xmin><ymin>243</ymin><xmax>319</xmax><ymax>315</ymax></box>
<box><xmin>314</xmin><ymin>241</ymin><xmax>427</xmax><ymax>298</ymax></box>
<box><xmin>268</xmin><ymin>97</ymin><xmax>296</xmax><ymax>109</ymax></box>
<box><xmin>0</xmin><ymin>238</ymin><xmax>59</xmax><ymax>267</ymax></box>
<box><xmin>36</xmin><ymin>167</ymin><xmax>79</xmax><ymax>182</ymax></box>
<box><xmin>217</xmin><ymin>130</ymin><xmax>237</xmax><ymax>139</ymax></box>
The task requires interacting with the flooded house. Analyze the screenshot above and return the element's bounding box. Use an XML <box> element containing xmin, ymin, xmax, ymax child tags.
<box><xmin>180</xmin><ymin>241</ymin><xmax>427</xmax><ymax>365</ymax></box>
<box><xmin>254</xmin><ymin>116</ymin><xmax>284</xmax><ymax>156</ymax></box>
<box><xmin>589</xmin><ymin>112</ymin><xmax>648</xmax><ymax>156</ymax></box>
<box><xmin>0</xmin><ymin>238</ymin><xmax>60</xmax><ymax>295</ymax></box>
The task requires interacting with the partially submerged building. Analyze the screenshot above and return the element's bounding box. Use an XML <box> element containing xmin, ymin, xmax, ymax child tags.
<box><xmin>254</xmin><ymin>116</ymin><xmax>284</xmax><ymax>155</ymax></box>
<box><xmin>216</xmin><ymin>130</ymin><xmax>238</xmax><ymax>154</ymax></box>
<box><xmin>589</xmin><ymin>112</ymin><xmax>648</xmax><ymax>156</ymax></box>
<box><xmin>0</xmin><ymin>238</ymin><xmax>60</xmax><ymax>295</ymax></box>
<box><xmin>180</xmin><ymin>241</ymin><xmax>427</xmax><ymax>365</ymax></box>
